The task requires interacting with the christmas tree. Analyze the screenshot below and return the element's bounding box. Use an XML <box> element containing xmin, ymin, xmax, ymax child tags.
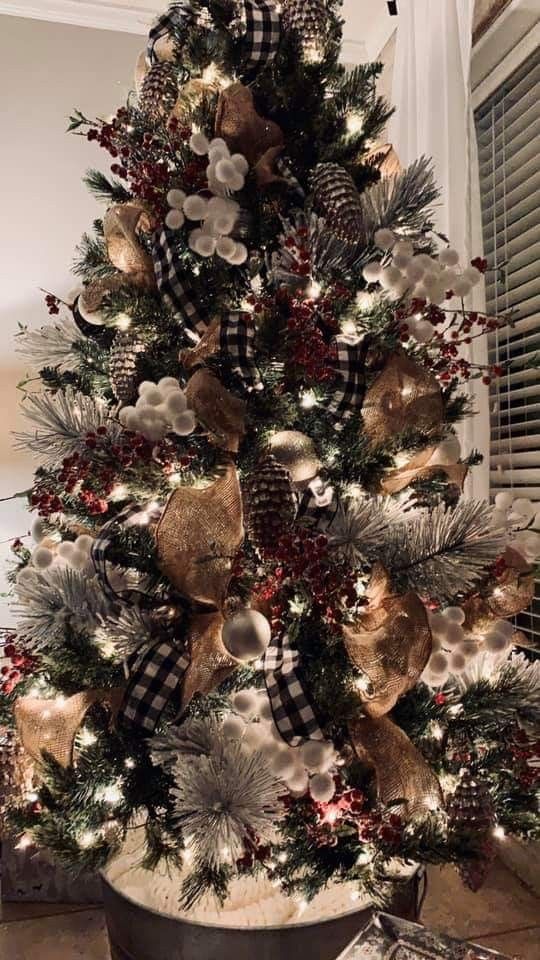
<box><xmin>2</xmin><ymin>0</ymin><xmax>539</xmax><ymax>913</ymax></box>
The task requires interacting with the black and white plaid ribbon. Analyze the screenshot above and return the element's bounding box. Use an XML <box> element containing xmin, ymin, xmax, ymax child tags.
<box><xmin>241</xmin><ymin>0</ymin><xmax>281</xmax><ymax>72</ymax></box>
<box><xmin>220</xmin><ymin>311</ymin><xmax>263</xmax><ymax>391</ymax></box>
<box><xmin>122</xmin><ymin>637</ymin><xmax>191</xmax><ymax>732</ymax></box>
<box><xmin>264</xmin><ymin>632</ymin><xmax>324</xmax><ymax>746</ymax></box>
<box><xmin>327</xmin><ymin>334</ymin><xmax>369</xmax><ymax>427</ymax></box>
<box><xmin>91</xmin><ymin>502</ymin><xmax>163</xmax><ymax>606</ymax></box>
<box><xmin>146</xmin><ymin>1</ymin><xmax>195</xmax><ymax>65</ymax></box>
<box><xmin>152</xmin><ymin>228</ymin><xmax>209</xmax><ymax>340</ymax></box>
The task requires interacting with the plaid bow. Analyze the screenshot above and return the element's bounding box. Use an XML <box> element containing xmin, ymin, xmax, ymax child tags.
<box><xmin>146</xmin><ymin>2</ymin><xmax>195</xmax><ymax>65</ymax></box>
<box><xmin>91</xmin><ymin>502</ymin><xmax>163</xmax><ymax>606</ymax></box>
<box><xmin>327</xmin><ymin>334</ymin><xmax>369</xmax><ymax>427</ymax></box>
<box><xmin>220</xmin><ymin>311</ymin><xmax>263</xmax><ymax>391</ymax></box>
<box><xmin>152</xmin><ymin>228</ymin><xmax>209</xmax><ymax>340</ymax></box>
<box><xmin>241</xmin><ymin>0</ymin><xmax>281</xmax><ymax>72</ymax></box>
<box><xmin>122</xmin><ymin>638</ymin><xmax>191</xmax><ymax>732</ymax></box>
<box><xmin>264</xmin><ymin>632</ymin><xmax>324</xmax><ymax>746</ymax></box>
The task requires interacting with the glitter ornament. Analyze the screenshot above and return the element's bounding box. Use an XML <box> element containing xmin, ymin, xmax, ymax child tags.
<box><xmin>245</xmin><ymin>455</ymin><xmax>297</xmax><ymax>551</ymax></box>
<box><xmin>267</xmin><ymin>430</ymin><xmax>321</xmax><ymax>485</ymax></box>
<box><xmin>109</xmin><ymin>331</ymin><xmax>146</xmax><ymax>403</ymax></box>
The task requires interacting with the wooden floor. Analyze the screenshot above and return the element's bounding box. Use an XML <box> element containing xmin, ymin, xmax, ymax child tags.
<box><xmin>1</xmin><ymin>860</ymin><xmax>539</xmax><ymax>958</ymax></box>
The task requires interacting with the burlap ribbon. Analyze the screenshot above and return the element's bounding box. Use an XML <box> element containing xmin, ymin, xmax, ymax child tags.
<box><xmin>362</xmin><ymin>351</ymin><xmax>443</xmax><ymax>446</ymax></box>
<box><xmin>346</xmin><ymin>566</ymin><xmax>441</xmax><ymax>817</ymax></box>
<box><xmin>462</xmin><ymin>546</ymin><xmax>535</xmax><ymax>635</ymax></box>
<box><xmin>215</xmin><ymin>83</ymin><xmax>286</xmax><ymax>185</ymax></box>
<box><xmin>365</xmin><ymin>142</ymin><xmax>402</xmax><ymax>179</ymax></box>
<box><xmin>14</xmin><ymin>689</ymin><xmax>123</xmax><ymax>769</ymax></box>
<box><xmin>103</xmin><ymin>202</ymin><xmax>156</xmax><ymax>289</ymax></box>
<box><xmin>184</xmin><ymin>366</ymin><xmax>246</xmax><ymax>452</ymax></box>
<box><xmin>380</xmin><ymin>445</ymin><xmax>468</xmax><ymax>495</ymax></box>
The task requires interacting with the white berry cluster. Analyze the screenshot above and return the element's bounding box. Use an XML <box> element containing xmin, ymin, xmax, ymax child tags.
<box><xmin>492</xmin><ymin>492</ymin><xmax>540</xmax><ymax>563</ymax></box>
<box><xmin>362</xmin><ymin>230</ymin><xmax>483</xmax><ymax>315</ymax></box>
<box><xmin>163</xmin><ymin>132</ymin><xmax>249</xmax><ymax>265</ymax></box>
<box><xmin>26</xmin><ymin>527</ymin><xmax>96</xmax><ymax>577</ymax></box>
<box><xmin>118</xmin><ymin>377</ymin><xmax>196</xmax><ymax>443</ymax></box>
<box><xmin>422</xmin><ymin>605</ymin><xmax>516</xmax><ymax>687</ymax></box>
<box><xmin>222</xmin><ymin>688</ymin><xmax>338</xmax><ymax>802</ymax></box>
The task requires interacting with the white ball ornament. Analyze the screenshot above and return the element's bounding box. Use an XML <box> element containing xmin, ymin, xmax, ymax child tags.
<box><xmin>300</xmin><ymin>740</ymin><xmax>333</xmax><ymax>773</ymax></box>
<box><xmin>165</xmin><ymin>209</ymin><xmax>185</xmax><ymax>230</ymax></box>
<box><xmin>31</xmin><ymin>518</ymin><xmax>46</xmax><ymax>543</ymax></box>
<box><xmin>310</xmin><ymin>773</ymin><xmax>336</xmax><ymax>803</ymax></box>
<box><xmin>512</xmin><ymin>498</ymin><xmax>535</xmax><ymax>520</ymax></box>
<box><xmin>379</xmin><ymin>265</ymin><xmax>402</xmax><ymax>290</ymax></box>
<box><xmin>69</xmin><ymin>550</ymin><xmax>88</xmax><ymax>571</ymax></box>
<box><xmin>57</xmin><ymin>541</ymin><xmax>76</xmax><ymax>563</ymax></box>
<box><xmin>32</xmin><ymin>546</ymin><xmax>54</xmax><ymax>570</ymax></box>
<box><xmin>414</xmin><ymin>283</ymin><xmax>428</xmax><ymax>300</ymax></box>
<box><xmin>215</xmin><ymin>158</ymin><xmax>238</xmax><ymax>185</ymax></box>
<box><xmin>232</xmin><ymin>689</ymin><xmax>259</xmax><ymax>718</ymax></box>
<box><xmin>167</xmin><ymin>188</ymin><xmax>187</xmax><ymax>209</ymax></box>
<box><xmin>227</xmin><ymin>242</ymin><xmax>248</xmax><ymax>265</ymax></box>
<box><xmin>194</xmin><ymin>234</ymin><xmax>217</xmax><ymax>257</ymax></box>
<box><xmin>216</xmin><ymin>236</ymin><xmax>237</xmax><ymax>259</ymax></box>
<box><xmin>484</xmin><ymin>631</ymin><xmax>511</xmax><ymax>653</ymax></box>
<box><xmin>449</xmin><ymin>652</ymin><xmax>467</xmax><ymax>673</ymax></box>
<box><xmin>243</xmin><ymin>722</ymin><xmax>269</xmax><ymax>751</ymax></box>
<box><xmin>444</xmin><ymin>623</ymin><xmax>465</xmax><ymax>647</ymax></box>
<box><xmin>208</xmin><ymin>137</ymin><xmax>228</xmax><ymax>153</ymax></box>
<box><xmin>406</xmin><ymin>259</ymin><xmax>425</xmax><ymax>283</ymax></box>
<box><xmin>189</xmin><ymin>131</ymin><xmax>210</xmax><ymax>155</ymax></box>
<box><xmin>158</xmin><ymin>376</ymin><xmax>181</xmax><ymax>393</ymax></box>
<box><xmin>374</xmin><ymin>228</ymin><xmax>395</xmax><ymax>250</ymax></box>
<box><xmin>392</xmin><ymin>251</ymin><xmax>412</xmax><ymax>270</ymax></box>
<box><xmin>228</xmin><ymin>171</ymin><xmax>245</xmax><ymax>192</ymax></box>
<box><xmin>362</xmin><ymin>260</ymin><xmax>382</xmax><ymax>282</ymax></box>
<box><xmin>172</xmin><ymin>410</ymin><xmax>196</xmax><ymax>436</ymax></box>
<box><xmin>443</xmin><ymin>606</ymin><xmax>465</xmax><ymax>625</ymax></box>
<box><xmin>141</xmin><ymin>386</ymin><xmax>163</xmax><ymax>406</ymax></box>
<box><xmin>75</xmin><ymin>534</ymin><xmax>94</xmax><ymax>553</ymax></box>
<box><xmin>231</xmin><ymin>153</ymin><xmax>249</xmax><ymax>175</ymax></box>
<box><xmin>411</xmin><ymin>320</ymin><xmax>435</xmax><ymax>343</ymax></box>
<box><xmin>286</xmin><ymin>768</ymin><xmax>309</xmax><ymax>794</ymax></box>
<box><xmin>213</xmin><ymin>211</ymin><xmax>237</xmax><ymax>235</ymax></box>
<box><xmin>257</xmin><ymin>695</ymin><xmax>273</xmax><ymax>722</ymax></box>
<box><xmin>460</xmin><ymin>641</ymin><xmax>479</xmax><ymax>660</ymax></box>
<box><xmin>17</xmin><ymin>567</ymin><xmax>37</xmax><ymax>585</ymax></box>
<box><xmin>429</xmin><ymin>613</ymin><xmax>449</xmax><ymax>638</ymax></box>
<box><xmin>491</xmin><ymin>619</ymin><xmax>515</xmax><ymax>639</ymax></box>
<box><xmin>164</xmin><ymin>391</ymin><xmax>187</xmax><ymax>415</ymax></box>
<box><xmin>138</xmin><ymin>381</ymin><xmax>158</xmax><ymax>396</ymax></box>
<box><xmin>222</xmin><ymin>609</ymin><xmax>271</xmax><ymax>661</ymax></box>
<box><xmin>388</xmin><ymin>277</ymin><xmax>410</xmax><ymax>300</ymax></box>
<box><xmin>462</xmin><ymin>266</ymin><xmax>482</xmax><ymax>286</ymax></box>
<box><xmin>222</xmin><ymin>715</ymin><xmax>246</xmax><ymax>740</ymax></box>
<box><xmin>415</xmin><ymin>254</ymin><xmax>436</xmax><ymax>270</ymax></box>
<box><xmin>452</xmin><ymin>277</ymin><xmax>472</xmax><ymax>298</ymax></box>
<box><xmin>429</xmin><ymin>652</ymin><xmax>449</xmax><ymax>675</ymax></box>
<box><xmin>183</xmin><ymin>195</ymin><xmax>208</xmax><ymax>220</ymax></box>
<box><xmin>438</xmin><ymin>248</ymin><xmax>460</xmax><ymax>267</ymax></box>
<box><xmin>270</xmin><ymin>749</ymin><xmax>296</xmax><ymax>778</ymax></box>
<box><xmin>393</xmin><ymin>240</ymin><xmax>413</xmax><ymax>259</ymax></box>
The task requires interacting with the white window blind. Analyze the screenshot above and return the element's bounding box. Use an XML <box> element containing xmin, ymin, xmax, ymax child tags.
<box><xmin>475</xmin><ymin>45</ymin><xmax>540</xmax><ymax>643</ymax></box>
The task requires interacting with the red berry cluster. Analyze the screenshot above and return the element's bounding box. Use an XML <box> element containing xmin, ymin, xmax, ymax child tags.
<box><xmin>508</xmin><ymin>729</ymin><xmax>540</xmax><ymax>790</ymax></box>
<box><xmin>260</xmin><ymin>530</ymin><xmax>362</xmax><ymax>628</ymax></box>
<box><xmin>1</xmin><ymin>636</ymin><xmax>35</xmax><ymax>696</ymax></box>
<box><xmin>44</xmin><ymin>292</ymin><xmax>60</xmax><ymax>315</ymax></box>
<box><xmin>286</xmin><ymin>297</ymin><xmax>338</xmax><ymax>383</ymax></box>
<box><xmin>288</xmin><ymin>781</ymin><xmax>402</xmax><ymax>849</ymax></box>
<box><xmin>283</xmin><ymin>225</ymin><xmax>312</xmax><ymax>277</ymax></box>
<box><xmin>30</xmin><ymin>490</ymin><xmax>64</xmax><ymax>518</ymax></box>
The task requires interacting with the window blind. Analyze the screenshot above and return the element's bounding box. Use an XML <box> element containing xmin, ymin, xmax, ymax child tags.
<box><xmin>475</xmin><ymin>45</ymin><xmax>540</xmax><ymax>643</ymax></box>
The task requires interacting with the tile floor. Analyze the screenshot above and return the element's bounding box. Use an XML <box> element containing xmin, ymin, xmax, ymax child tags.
<box><xmin>1</xmin><ymin>860</ymin><xmax>538</xmax><ymax>959</ymax></box>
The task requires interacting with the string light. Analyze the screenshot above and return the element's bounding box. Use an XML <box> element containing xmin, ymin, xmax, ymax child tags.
<box><xmin>124</xmin><ymin>758</ymin><xmax>135</xmax><ymax>769</ymax></box>
<box><xmin>78</xmin><ymin>829</ymin><xmax>98</xmax><ymax>849</ymax></box>
<box><xmin>277</xmin><ymin>851</ymin><xmax>288</xmax><ymax>863</ymax></box>
<box><xmin>306</xmin><ymin>280</ymin><xmax>322</xmax><ymax>299</ymax></box>
<box><xmin>115</xmin><ymin>313</ymin><xmax>131</xmax><ymax>332</ymax></box>
<box><xmin>300</xmin><ymin>390</ymin><xmax>317</xmax><ymax>409</ymax></box>
<box><xmin>341</xmin><ymin>319</ymin><xmax>357</xmax><ymax>336</ymax></box>
<box><xmin>493</xmin><ymin>825</ymin><xmax>506</xmax><ymax>840</ymax></box>
<box><xmin>16</xmin><ymin>833</ymin><xmax>33</xmax><ymax>850</ymax></box>
<box><xmin>98</xmin><ymin>781</ymin><xmax>123</xmax><ymax>805</ymax></box>
<box><xmin>110</xmin><ymin>483</ymin><xmax>128</xmax><ymax>501</ymax></box>
<box><xmin>346</xmin><ymin>111</ymin><xmax>364</xmax><ymax>135</ymax></box>
<box><xmin>79</xmin><ymin>729</ymin><xmax>97</xmax><ymax>747</ymax></box>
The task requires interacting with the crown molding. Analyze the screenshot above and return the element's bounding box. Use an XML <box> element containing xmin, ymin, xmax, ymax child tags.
<box><xmin>0</xmin><ymin>1</ymin><xmax>160</xmax><ymax>34</ymax></box>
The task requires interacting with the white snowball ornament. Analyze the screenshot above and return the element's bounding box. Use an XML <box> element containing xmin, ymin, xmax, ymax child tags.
<box><xmin>226</xmin><ymin>242</ymin><xmax>248</xmax><ymax>265</ymax></box>
<box><xmin>310</xmin><ymin>772</ymin><xmax>336</xmax><ymax>803</ymax></box>
<box><xmin>494</xmin><ymin>491</ymin><xmax>513</xmax><ymax>510</ymax></box>
<box><xmin>300</xmin><ymin>740</ymin><xmax>333</xmax><ymax>773</ymax></box>
<box><xmin>171</xmin><ymin>410</ymin><xmax>196</xmax><ymax>436</ymax></box>
<box><xmin>449</xmin><ymin>652</ymin><xmax>467</xmax><ymax>673</ymax></box>
<box><xmin>512</xmin><ymin>498</ymin><xmax>535</xmax><ymax>521</ymax></box>
<box><xmin>216</xmin><ymin>236</ymin><xmax>237</xmax><ymax>259</ymax></box>
<box><xmin>222</xmin><ymin>609</ymin><xmax>271</xmax><ymax>661</ymax></box>
<box><xmin>444</xmin><ymin>623</ymin><xmax>465</xmax><ymax>647</ymax></box>
<box><xmin>138</xmin><ymin>385</ymin><xmax>162</xmax><ymax>406</ymax></box>
<box><xmin>286</xmin><ymin>768</ymin><xmax>309</xmax><ymax>794</ymax></box>
<box><xmin>165</xmin><ymin>209</ymin><xmax>185</xmax><ymax>230</ymax></box>
<box><xmin>406</xmin><ymin>259</ymin><xmax>425</xmax><ymax>283</ymax></box>
<box><xmin>257</xmin><ymin>694</ymin><xmax>273</xmax><ymax>722</ymax></box>
<box><xmin>460</xmin><ymin>641</ymin><xmax>479</xmax><ymax>660</ymax></box>
<box><xmin>231</xmin><ymin>153</ymin><xmax>249</xmax><ymax>175</ymax></box>
<box><xmin>193</xmin><ymin>234</ymin><xmax>216</xmax><ymax>257</ymax></box>
<box><xmin>410</xmin><ymin>320</ymin><xmax>435</xmax><ymax>343</ymax></box>
<box><xmin>243</xmin><ymin>722</ymin><xmax>269</xmax><ymax>751</ymax></box>
<box><xmin>164</xmin><ymin>391</ymin><xmax>187</xmax><ymax>415</ymax></box>
<box><xmin>443</xmin><ymin>606</ymin><xmax>465</xmax><ymax>625</ymax></box>
<box><xmin>270</xmin><ymin>749</ymin><xmax>296</xmax><ymax>778</ymax></box>
<box><xmin>362</xmin><ymin>260</ymin><xmax>382</xmax><ymax>282</ymax></box>
<box><xmin>415</xmin><ymin>254</ymin><xmax>437</xmax><ymax>270</ymax></box>
<box><xmin>189</xmin><ymin>131</ymin><xmax>210</xmax><ymax>155</ymax></box>
<box><xmin>438</xmin><ymin>248</ymin><xmax>460</xmax><ymax>267</ymax></box>
<box><xmin>31</xmin><ymin>519</ymin><xmax>46</xmax><ymax>543</ymax></box>
<box><xmin>183</xmin><ymin>195</ymin><xmax>209</xmax><ymax>220</ymax></box>
<box><xmin>232</xmin><ymin>689</ymin><xmax>259</xmax><ymax>718</ymax></box>
<box><xmin>32</xmin><ymin>546</ymin><xmax>54</xmax><ymax>570</ymax></box>
<box><xmin>462</xmin><ymin>266</ymin><xmax>482</xmax><ymax>286</ymax></box>
<box><xmin>379</xmin><ymin>265</ymin><xmax>403</xmax><ymax>290</ymax></box>
<box><xmin>484</xmin><ymin>631</ymin><xmax>511</xmax><ymax>653</ymax></box>
<box><xmin>374</xmin><ymin>228</ymin><xmax>395</xmax><ymax>250</ymax></box>
<box><xmin>75</xmin><ymin>534</ymin><xmax>94</xmax><ymax>553</ymax></box>
<box><xmin>452</xmin><ymin>277</ymin><xmax>472</xmax><ymax>298</ymax></box>
<box><xmin>222</xmin><ymin>715</ymin><xmax>246</xmax><ymax>740</ymax></box>
<box><xmin>167</xmin><ymin>189</ymin><xmax>187</xmax><ymax>209</ymax></box>
<box><xmin>158</xmin><ymin>376</ymin><xmax>182</xmax><ymax>393</ymax></box>
<box><xmin>428</xmin><ymin>652</ymin><xmax>449</xmax><ymax>675</ymax></box>
<box><xmin>215</xmin><ymin>158</ymin><xmax>238</xmax><ymax>185</ymax></box>
<box><xmin>57</xmin><ymin>541</ymin><xmax>76</xmax><ymax>563</ymax></box>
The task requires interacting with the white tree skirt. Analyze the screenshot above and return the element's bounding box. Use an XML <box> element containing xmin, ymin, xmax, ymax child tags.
<box><xmin>104</xmin><ymin>828</ymin><xmax>374</xmax><ymax>928</ymax></box>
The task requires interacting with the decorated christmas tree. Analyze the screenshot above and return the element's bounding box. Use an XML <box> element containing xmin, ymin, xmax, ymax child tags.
<box><xmin>2</xmin><ymin>0</ymin><xmax>539</xmax><ymax>919</ymax></box>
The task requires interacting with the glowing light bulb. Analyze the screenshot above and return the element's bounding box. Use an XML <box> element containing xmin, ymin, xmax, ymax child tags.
<box><xmin>79</xmin><ymin>729</ymin><xmax>97</xmax><ymax>747</ymax></box>
<box><xmin>110</xmin><ymin>483</ymin><xmax>128</xmax><ymax>502</ymax></box>
<box><xmin>431</xmin><ymin>722</ymin><xmax>444</xmax><ymax>741</ymax></box>
<box><xmin>300</xmin><ymin>390</ymin><xmax>317</xmax><ymax>409</ymax></box>
<box><xmin>346</xmin><ymin>111</ymin><xmax>364</xmax><ymax>135</ymax></box>
<box><xmin>78</xmin><ymin>829</ymin><xmax>97</xmax><ymax>849</ymax></box>
<box><xmin>115</xmin><ymin>313</ymin><xmax>131</xmax><ymax>332</ymax></box>
<box><xmin>100</xmin><ymin>782</ymin><xmax>122</xmax><ymax>804</ymax></box>
<box><xmin>168</xmin><ymin>472</ymin><xmax>181</xmax><ymax>486</ymax></box>
<box><xmin>493</xmin><ymin>825</ymin><xmax>506</xmax><ymax>840</ymax></box>
<box><xmin>306</xmin><ymin>280</ymin><xmax>321</xmax><ymax>299</ymax></box>
<box><xmin>16</xmin><ymin>833</ymin><xmax>33</xmax><ymax>850</ymax></box>
<box><xmin>124</xmin><ymin>758</ymin><xmax>135</xmax><ymax>769</ymax></box>
<box><xmin>341</xmin><ymin>320</ymin><xmax>357</xmax><ymax>336</ymax></box>
<box><xmin>277</xmin><ymin>851</ymin><xmax>288</xmax><ymax>864</ymax></box>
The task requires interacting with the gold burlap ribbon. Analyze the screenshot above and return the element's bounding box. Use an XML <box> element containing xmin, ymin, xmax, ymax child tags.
<box><xmin>180</xmin><ymin>318</ymin><xmax>222</xmax><ymax>371</ymax></box>
<box><xmin>346</xmin><ymin>565</ymin><xmax>441</xmax><ymax>816</ymax></box>
<box><xmin>380</xmin><ymin>445</ymin><xmax>468</xmax><ymax>495</ymax></box>
<box><xmin>103</xmin><ymin>202</ymin><xmax>156</xmax><ymax>289</ymax></box>
<box><xmin>14</xmin><ymin>689</ymin><xmax>123</xmax><ymax>769</ymax></box>
<box><xmin>184</xmin><ymin>366</ymin><xmax>246</xmax><ymax>452</ymax></box>
<box><xmin>215</xmin><ymin>83</ymin><xmax>286</xmax><ymax>186</ymax></box>
<box><xmin>362</xmin><ymin>351</ymin><xmax>443</xmax><ymax>447</ymax></box>
<box><xmin>180</xmin><ymin>611</ymin><xmax>239</xmax><ymax>712</ymax></box>
<box><xmin>365</xmin><ymin>142</ymin><xmax>402</xmax><ymax>179</ymax></box>
<box><xmin>462</xmin><ymin>547</ymin><xmax>535</xmax><ymax>635</ymax></box>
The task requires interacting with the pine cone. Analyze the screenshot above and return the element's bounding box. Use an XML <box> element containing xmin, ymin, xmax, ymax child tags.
<box><xmin>281</xmin><ymin>0</ymin><xmax>331</xmax><ymax>46</ymax></box>
<box><xmin>109</xmin><ymin>331</ymin><xmax>146</xmax><ymax>403</ymax></box>
<box><xmin>245</xmin><ymin>455</ymin><xmax>297</xmax><ymax>550</ymax></box>
<box><xmin>447</xmin><ymin>770</ymin><xmax>495</xmax><ymax>833</ymax></box>
<box><xmin>310</xmin><ymin>163</ymin><xmax>363</xmax><ymax>242</ymax></box>
<box><xmin>139</xmin><ymin>62</ymin><xmax>178</xmax><ymax>120</ymax></box>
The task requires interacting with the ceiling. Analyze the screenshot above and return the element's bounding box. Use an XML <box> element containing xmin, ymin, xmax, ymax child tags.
<box><xmin>0</xmin><ymin>0</ymin><xmax>395</xmax><ymax>61</ymax></box>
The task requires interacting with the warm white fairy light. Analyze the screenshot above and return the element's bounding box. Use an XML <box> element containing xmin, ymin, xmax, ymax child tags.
<box><xmin>168</xmin><ymin>472</ymin><xmax>181</xmax><ymax>486</ymax></box>
<box><xmin>300</xmin><ymin>390</ymin><xmax>317</xmax><ymax>409</ymax></box>
<box><xmin>115</xmin><ymin>313</ymin><xmax>131</xmax><ymax>332</ymax></box>
<box><xmin>431</xmin><ymin>722</ymin><xmax>444</xmax><ymax>741</ymax></box>
<box><xmin>79</xmin><ymin>728</ymin><xmax>97</xmax><ymax>747</ymax></box>
<box><xmin>492</xmin><ymin>825</ymin><xmax>506</xmax><ymax>840</ymax></box>
<box><xmin>99</xmin><ymin>781</ymin><xmax>123</xmax><ymax>805</ymax></box>
<box><xmin>16</xmin><ymin>833</ymin><xmax>33</xmax><ymax>850</ymax></box>
<box><xmin>110</xmin><ymin>483</ymin><xmax>128</xmax><ymax>501</ymax></box>
<box><xmin>78</xmin><ymin>829</ymin><xmax>98</xmax><ymax>849</ymax></box>
<box><xmin>306</xmin><ymin>280</ymin><xmax>322</xmax><ymax>299</ymax></box>
<box><xmin>277</xmin><ymin>851</ymin><xmax>288</xmax><ymax>864</ymax></box>
<box><xmin>346</xmin><ymin>111</ymin><xmax>364</xmax><ymax>135</ymax></box>
<box><xmin>341</xmin><ymin>319</ymin><xmax>357</xmax><ymax>336</ymax></box>
<box><xmin>356</xmin><ymin>848</ymin><xmax>373</xmax><ymax>866</ymax></box>
<box><xmin>124</xmin><ymin>758</ymin><xmax>135</xmax><ymax>769</ymax></box>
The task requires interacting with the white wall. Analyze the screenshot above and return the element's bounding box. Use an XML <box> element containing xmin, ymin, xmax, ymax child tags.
<box><xmin>0</xmin><ymin>16</ymin><xmax>142</xmax><ymax>607</ymax></box>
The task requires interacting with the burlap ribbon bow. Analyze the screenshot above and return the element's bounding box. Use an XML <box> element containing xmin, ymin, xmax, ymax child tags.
<box><xmin>345</xmin><ymin>565</ymin><xmax>442</xmax><ymax>817</ymax></box>
<box><xmin>362</xmin><ymin>350</ymin><xmax>443</xmax><ymax>447</ymax></box>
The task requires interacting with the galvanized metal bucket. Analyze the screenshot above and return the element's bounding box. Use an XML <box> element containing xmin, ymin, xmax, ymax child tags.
<box><xmin>101</xmin><ymin>871</ymin><xmax>421</xmax><ymax>960</ymax></box>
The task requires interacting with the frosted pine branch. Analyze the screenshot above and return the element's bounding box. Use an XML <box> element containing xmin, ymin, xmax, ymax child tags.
<box><xmin>14</xmin><ymin>566</ymin><xmax>114</xmax><ymax>651</ymax></box>
<box><xmin>94</xmin><ymin>606</ymin><xmax>156</xmax><ymax>662</ymax></box>
<box><xmin>16</xmin><ymin>314</ymin><xmax>85</xmax><ymax>373</ymax></box>
<box><xmin>14</xmin><ymin>386</ymin><xmax>118</xmax><ymax>465</ymax></box>
<box><xmin>379</xmin><ymin>500</ymin><xmax>505</xmax><ymax>601</ymax></box>
<box><xmin>323</xmin><ymin>491</ymin><xmax>404</xmax><ymax>564</ymax></box>
<box><xmin>360</xmin><ymin>156</ymin><xmax>438</xmax><ymax>238</ymax></box>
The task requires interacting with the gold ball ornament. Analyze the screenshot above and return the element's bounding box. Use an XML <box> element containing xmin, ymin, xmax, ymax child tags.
<box><xmin>268</xmin><ymin>430</ymin><xmax>321</xmax><ymax>485</ymax></box>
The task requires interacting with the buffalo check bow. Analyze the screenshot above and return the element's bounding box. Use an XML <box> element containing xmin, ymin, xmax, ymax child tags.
<box><xmin>264</xmin><ymin>631</ymin><xmax>325</xmax><ymax>745</ymax></box>
<box><xmin>327</xmin><ymin>333</ymin><xmax>369</xmax><ymax>426</ymax></box>
<box><xmin>220</xmin><ymin>311</ymin><xmax>263</xmax><ymax>391</ymax></box>
<box><xmin>152</xmin><ymin>228</ymin><xmax>210</xmax><ymax>340</ymax></box>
